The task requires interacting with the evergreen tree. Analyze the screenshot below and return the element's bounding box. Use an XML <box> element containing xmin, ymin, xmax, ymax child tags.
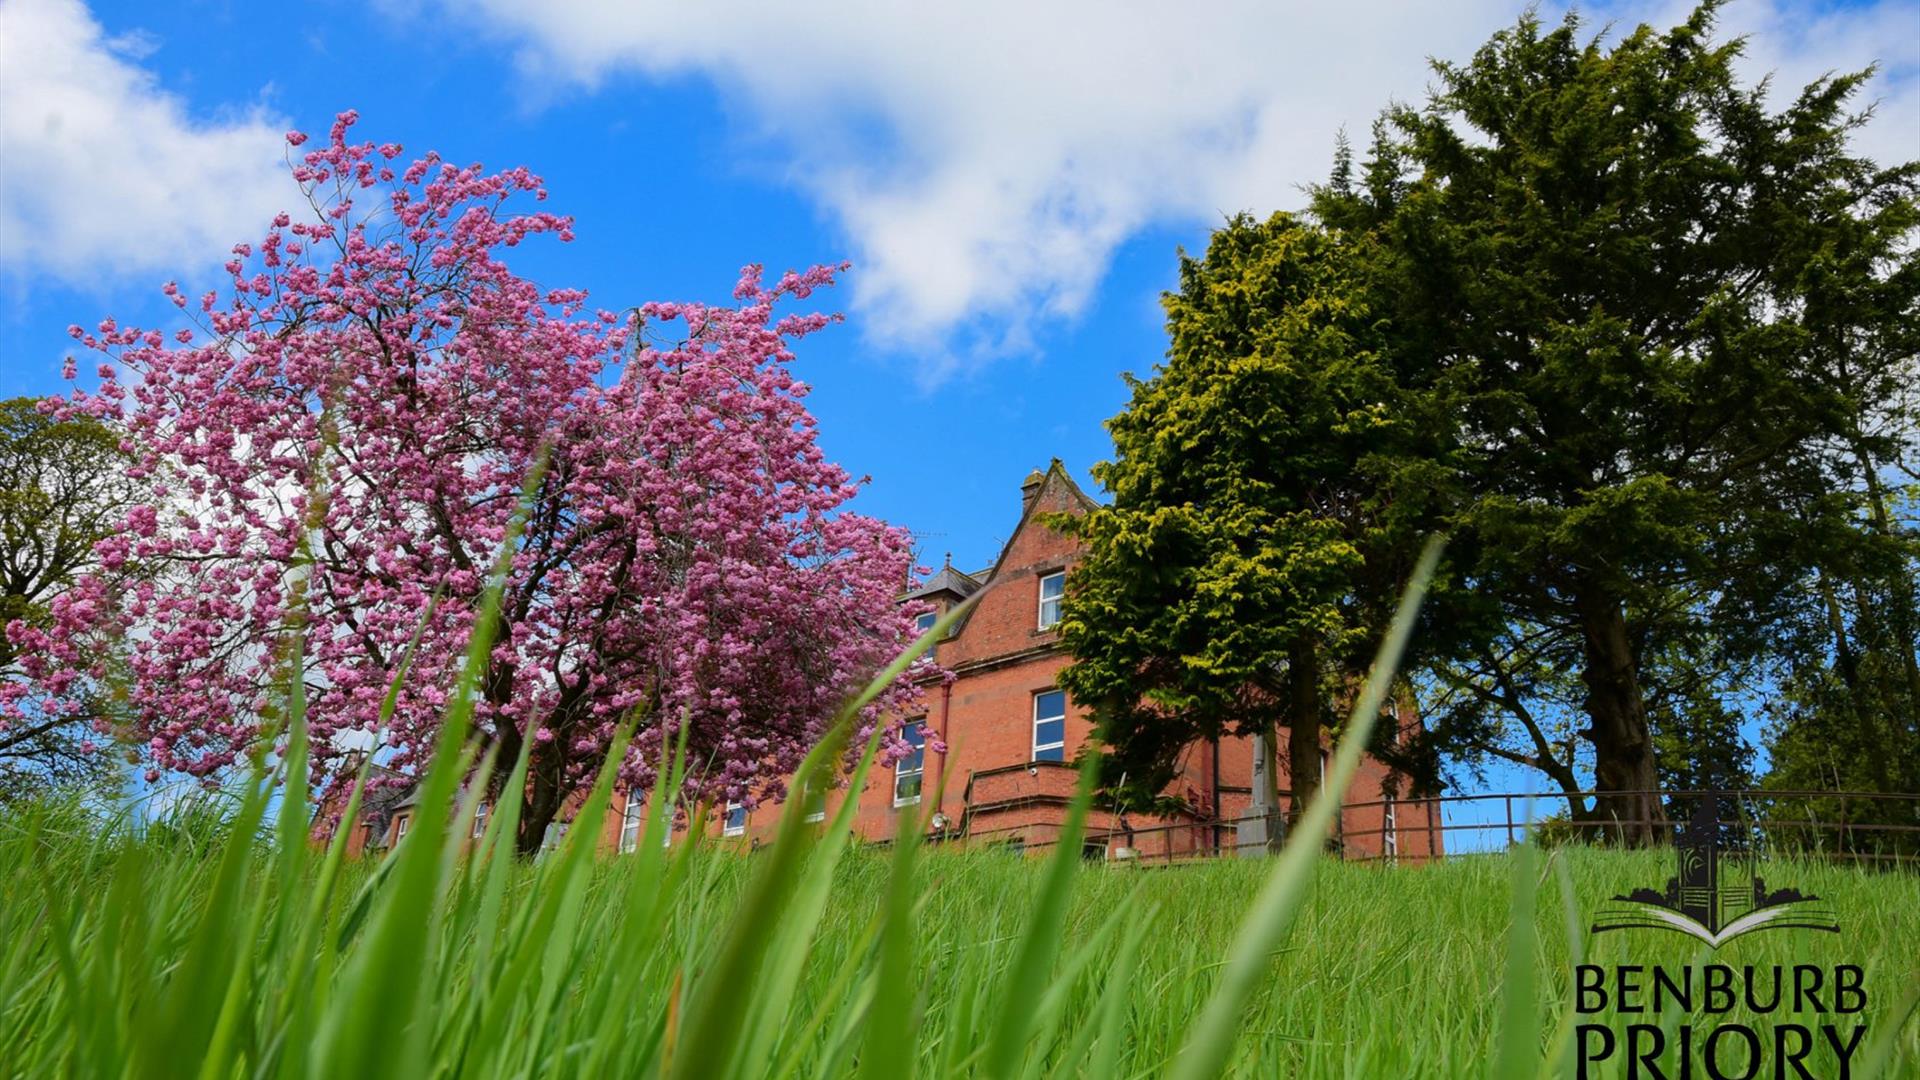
<box><xmin>1317</xmin><ymin>2</ymin><xmax>1917</xmax><ymax>841</ymax></box>
<box><xmin>1054</xmin><ymin>213</ymin><xmax>1444</xmax><ymax>822</ymax></box>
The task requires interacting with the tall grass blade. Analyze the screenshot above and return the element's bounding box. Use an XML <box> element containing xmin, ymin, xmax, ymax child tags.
<box><xmin>1490</xmin><ymin>830</ymin><xmax>1538</xmax><ymax>1080</ymax></box>
<box><xmin>980</xmin><ymin>750</ymin><xmax>1099</xmax><ymax>1079</ymax></box>
<box><xmin>1167</xmin><ymin>535</ymin><xmax>1444</xmax><ymax>1080</ymax></box>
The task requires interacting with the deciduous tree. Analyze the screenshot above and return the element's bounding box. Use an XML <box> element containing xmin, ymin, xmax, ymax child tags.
<box><xmin>4</xmin><ymin>113</ymin><xmax>928</xmax><ymax>852</ymax></box>
<box><xmin>0</xmin><ymin>398</ymin><xmax>133</xmax><ymax>800</ymax></box>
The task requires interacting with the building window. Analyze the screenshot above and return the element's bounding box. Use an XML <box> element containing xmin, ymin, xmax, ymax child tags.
<box><xmin>1032</xmin><ymin>690</ymin><xmax>1067</xmax><ymax>762</ymax></box>
<box><xmin>803</xmin><ymin>783</ymin><xmax>827</xmax><ymax>823</ymax></box>
<box><xmin>620</xmin><ymin>795</ymin><xmax>645</xmax><ymax>853</ymax></box>
<box><xmin>394</xmin><ymin>814</ymin><xmax>410</xmax><ymax>842</ymax></box>
<box><xmin>914</xmin><ymin>610</ymin><xmax>938</xmax><ymax>636</ymax></box>
<box><xmin>894</xmin><ymin>721</ymin><xmax>926</xmax><ymax>806</ymax></box>
<box><xmin>723</xmin><ymin>801</ymin><xmax>747</xmax><ymax>837</ymax></box>
<box><xmin>471</xmin><ymin>800</ymin><xmax>489</xmax><ymax>839</ymax></box>
<box><xmin>1037</xmin><ymin>571</ymin><xmax>1065</xmax><ymax>629</ymax></box>
<box><xmin>1382</xmin><ymin>793</ymin><xmax>1399</xmax><ymax>858</ymax></box>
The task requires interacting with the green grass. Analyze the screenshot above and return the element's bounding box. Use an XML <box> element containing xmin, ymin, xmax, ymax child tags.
<box><xmin>2</xmin><ymin>804</ymin><xmax>1916</xmax><ymax>1078</ymax></box>
<box><xmin>2</xmin><ymin>536</ymin><xmax>1914</xmax><ymax>1077</ymax></box>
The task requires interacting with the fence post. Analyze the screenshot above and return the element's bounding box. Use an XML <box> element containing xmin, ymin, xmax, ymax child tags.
<box><xmin>1505</xmin><ymin>795</ymin><xmax>1515</xmax><ymax>848</ymax></box>
<box><xmin>1427</xmin><ymin>799</ymin><xmax>1438</xmax><ymax>862</ymax></box>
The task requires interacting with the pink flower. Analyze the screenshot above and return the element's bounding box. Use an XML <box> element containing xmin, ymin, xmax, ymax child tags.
<box><xmin>9</xmin><ymin>117</ymin><xmax>933</xmax><ymax>829</ymax></box>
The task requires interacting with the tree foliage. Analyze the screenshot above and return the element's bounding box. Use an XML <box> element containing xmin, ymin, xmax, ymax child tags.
<box><xmin>1054</xmin><ymin>213</ymin><xmax>1442</xmax><ymax>817</ymax></box>
<box><xmin>0</xmin><ymin>397</ymin><xmax>134</xmax><ymax>800</ymax></box>
<box><xmin>4</xmin><ymin>113</ymin><xmax>928</xmax><ymax>851</ymax></box>
<box><xmin>1762</xmin><ymin>476</ymin><xmax>1920</xmax><ymax>843</ymax></box>
<box><xmin>1314</xmin><ymin>2</ymin><xmax>1918</xmax><ymax>839</ymax></box>
<box><xmin>1064</xmin><ymin>3</ymin><xmax>1917</xmax><ymax>838</ymax></box>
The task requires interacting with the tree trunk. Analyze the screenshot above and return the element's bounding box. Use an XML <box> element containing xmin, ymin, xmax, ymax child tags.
<box><xmin>1285</xmin><ymin>636</ymin><xmax>1322</xmax><ymax>827</ymax></box>
<box><xmin>515</xmin><ymin>744</ymin><xmax>565</xmax><ymax>857</ymax></box>
<box><xmin>1574</xmin><ymin>588</ymin><xmax>1662</xmax><ymax>846</ymax></box>
<box><xmin>517</xmin><ymin>785</ymin><xmax>563</xmax><ymax>858</ymax></box>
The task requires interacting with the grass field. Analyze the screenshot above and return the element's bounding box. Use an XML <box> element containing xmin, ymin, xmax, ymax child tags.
<box><xmin>2</xmin><ymin>796</ymin><xmax>1916</xmax><ymax>1079</ymax></box>
<box><xmin>3</xmin><ymin>540</ymin><xmax>1913</xmax><ymax>1078</ymax></box>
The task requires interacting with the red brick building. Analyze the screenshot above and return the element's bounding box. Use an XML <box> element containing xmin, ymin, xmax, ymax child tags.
<box><xmin>322</xmin><ymin>461</ymin><xmax>1441</xmax><ymax>862</ymax></box>
<box><xmin>626</xmin><ymin>460</ymin><xmax>1441</xmax><ymax>862</ymax></box>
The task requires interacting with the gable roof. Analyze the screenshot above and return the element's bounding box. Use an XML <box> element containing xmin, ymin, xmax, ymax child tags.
<box><xmin>932</xmin><ymin>459</ymin><xmax>1098</xmax><ymax>641</ymax></box>
<box><xmin>973</xmin><ymin>458</ymin><xmax>1098</xmax><ymax>589</ymax></box>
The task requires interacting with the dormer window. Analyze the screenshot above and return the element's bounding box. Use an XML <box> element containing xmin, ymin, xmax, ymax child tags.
<box><xmin>914</xmin><ymin>610</ymin><xmax>938</xmax><ymax>636</ymax></box>
<box><xmin>1037</xmin><ymin>571</ymin><xmax>1065</xmax><ymax>629</ymax></box>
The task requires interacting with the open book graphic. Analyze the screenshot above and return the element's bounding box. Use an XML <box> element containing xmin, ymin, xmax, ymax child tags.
<box><xmin>1592</xmin><ymin>898</ymin><xmax>1840</xmax><ymax>947</ymax></box>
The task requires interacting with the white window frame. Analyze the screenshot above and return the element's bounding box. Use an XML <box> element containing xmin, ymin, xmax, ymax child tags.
<box><xmin>1037</xmin><ymin>571</ymin><xmax>1065</xmax><ymax>630</ymax></box>
<box><xmin>894</xmin><ymin>721</ymin><xmax>926</xmax><ymax>807</ymax></box>
<box><xmin>914</xmin><ymin>610</ymin><xmax>938</xmax><ymax>635</ymax></box>
<box><xmin>471</xmin><ymin>800</ymin><xmax>489</xmax><ymax>839</ymax></box>
<box><xmin>723</xmin><ymin>801</ymin><xmax>747</xmax><ymax>837</ymax></box>
<box><xmin>1032</xmin><ymin>690</ymin><xmax>1067</xmax><ymax>762</ymax></box>
<box><xmin>1382</xmin><ymin>793</ymin><xmax>1399</xmax><ymax>858</ymax></box>
<box><xmin>394</xmin><ymin>814</ymin><xmax>410</xmax><ymax>841</ymax></box>
<box><xmin>620</xmin><ymin>796</ymin><xmax>645</xmax><ymax>853</ymax></box>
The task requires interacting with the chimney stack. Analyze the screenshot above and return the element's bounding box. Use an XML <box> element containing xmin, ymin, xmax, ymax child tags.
<box><xmin>1021</xmin><ymin>467</ymin><xmax>1046</xmax><ymax>514</ymax></box>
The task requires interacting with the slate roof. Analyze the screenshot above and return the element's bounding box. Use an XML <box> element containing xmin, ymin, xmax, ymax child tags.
<box><xmin>906</xmin><ymin>561</ymin><xmax>983</xmax><ymax>601</ymax></box>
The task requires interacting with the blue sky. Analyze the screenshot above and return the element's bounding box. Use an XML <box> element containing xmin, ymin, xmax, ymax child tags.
<box><xmin>3</xmin><ymin>0</ymin><xmax>1917</xmax><ymax>799</ymax></box>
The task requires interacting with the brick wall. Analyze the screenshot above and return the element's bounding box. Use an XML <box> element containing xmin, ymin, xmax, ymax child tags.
<box><xmin>323</xmin><ymin>461</ymin><xmax>1443</xmax><ymax>863</ymax></box>
<box><xmin>698</xmin><ymin>461</ymin><xmax>1443</xmax><ymax>862</ymax></box>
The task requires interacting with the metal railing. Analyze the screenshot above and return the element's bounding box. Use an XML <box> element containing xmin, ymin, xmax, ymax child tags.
<box><xmin>940</xmin><ymin>788</ymin><xmax>1920</xmax><ymax>867</ymax></box>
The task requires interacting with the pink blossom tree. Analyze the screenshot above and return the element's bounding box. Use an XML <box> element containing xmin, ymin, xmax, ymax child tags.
<box><xmin>4</xmin><ymin>112</ymin><xmax>931</xmax><ymax>853</ymax></box>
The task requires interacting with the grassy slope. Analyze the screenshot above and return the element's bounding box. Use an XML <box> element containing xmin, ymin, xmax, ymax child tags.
<box><xmin>3</xmin><ymin>539</ymin><xmax>1910</xmax><ymax>1077</ymax></box>
<box><xmin>2</xmin><ymin>802</ymin><xmax>1914</xmax><ymax>1078</ymax></box>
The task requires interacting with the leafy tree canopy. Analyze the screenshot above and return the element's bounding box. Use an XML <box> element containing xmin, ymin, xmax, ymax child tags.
<box><xmin>1314</xmin><ymin>1</ymin><xmax>1917</xmax><ymax>839</ymax></box>
<box><xmin>5</xmin><ymin>114</ymin><xmax>929</xmax><ymax>852</ymax></box>
<box><xmin>1056</xmin><ymin>213</ymin><xmax>1445</xmax><ymax>816</ymax></box>
<box><xmin>0</xmin><ymin>398</ymin><xmax>133</xmax><ymax>800</ymax></box>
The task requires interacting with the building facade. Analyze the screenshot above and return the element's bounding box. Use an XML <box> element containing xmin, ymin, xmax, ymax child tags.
<box><xmin>622</xmin><ymin>461</ymin><xmax>1441</xmax><ymax>862</ymax></box>
<box><xmin>321</xmin><ymin>461</ymin><xmax>1442</xmax><ymax>862</ymax></box>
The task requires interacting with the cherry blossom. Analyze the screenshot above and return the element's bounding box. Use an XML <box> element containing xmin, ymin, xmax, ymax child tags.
<box><xmin>4</xmin><ymin>112</ymin><xmax>932</xmax><ymax>851</ymax></box>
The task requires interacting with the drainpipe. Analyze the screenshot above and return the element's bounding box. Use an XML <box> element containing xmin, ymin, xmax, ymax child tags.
<box><xmin>1210</xmin><ymin>735</ymin><xmax>1221</xmax><ymax>853</ymax></box>
<box><xmin>936</xmin><ymin>678</ymin><xmax>954</xmax><ymax>836</ymax></box>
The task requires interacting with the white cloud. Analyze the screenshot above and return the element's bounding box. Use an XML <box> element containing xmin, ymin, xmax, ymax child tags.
<box><xmin>0</xmin><ymin>0</ymin><xmax>292</xmax><ymax>288</ymax></box>
<box><xmin>441</xmin><ymin>0</ymin><xmax>1920</xmax><ymax>379</ymax></box>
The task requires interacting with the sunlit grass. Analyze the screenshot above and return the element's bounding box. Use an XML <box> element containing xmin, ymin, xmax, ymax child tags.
<box><xmin>1</xmin><ymin>535</ymin><xmax>1913</xmax><ymax>1077</ymax></box>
